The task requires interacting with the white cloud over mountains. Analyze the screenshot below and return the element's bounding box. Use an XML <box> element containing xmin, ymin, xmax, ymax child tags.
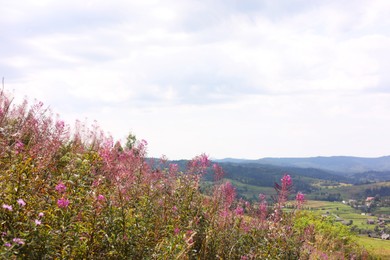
<box><xmin>2</xmin><ymin>0</ymin><xmax>390</xmax><ymax>159</ymax></box>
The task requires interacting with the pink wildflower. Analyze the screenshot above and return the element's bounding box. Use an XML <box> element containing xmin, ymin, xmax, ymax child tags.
<box><xmin>296</xmin><ymin>192</ymin><xmax>305</xmax><ymax>208</ymax></box>
<box><xmin>17</xmin><ymin>199</ymin><xmax>26</xmax><ymax>207</ymax></box>
<box><xmin>55</xmin><ymin>182</ymin><xmax>66</xmax><ymax>193</ymax></box>
<box><xmin>220</xmin><ymin>209</ymin><xmax>229</xmax><ymax>218</ymax></box>
<box><xmin>169</xmin><ymin>163</ymin><xmax>179</xmax><ymax>174</ymax></box>
<box><xmin>281</xmin><ymin>174</ymin><xmax>292</xmax><ymax>187</ymax></box>
<box><xmin>57</xmin><ymin>198</ymin><xmax>70</xmax><ymax>208</ymax></box>
<box><xmin>213</xmin><ymin>163</ymin><xmax>224</xmax><ymax>181</ymax></box>
<box><xmin>12</xmin><ymin>238</ymin><xmax>25</xmax><ymax>245</ymax></box>
<box><xmin>38</xmin><ymin>212</ymin><xmax>44</xmax><ymax>218</ymax></box>
<box><xmin>296</xmin><ymin>192</ymin><xmax>305</xmax><ymax>202</ymax></box>
<box><xmin>34</xmin><ymin>219</ymin><xmax>41</xmax><ymax>226</ymax></box>
<box><xmin>172</xmin><ymin>205</ymin><xmax>178</xmax><ymax>212</ymax></box>
<box><xmin>14</xmin><ymin>140</ymin><xmax>24</xmax><ymax>152</ymax></box>
<box><xmin>235</xmin><ymin>206</ymin><xmax>244</xmax><ymax>216</ymax></box>
<box><xmin>55</xmin><ymin>120</ymin><xmax>65</xmax><ymax>130</ymax></box>
<box><xmin>174</xmin><ymin>227</ymin><xmax>180</xmax><ymax>235</ymax></box>
<box><xmin>97</xmin><ymin>194</ymin><xmax>105</xmax><ymax>201</ymax></box>
<box><xmin>4</xmin><ymin>243</ymin><xmax>11</xmax><ymax>247</ymax></box>
<box><xmin>2</xmin><ymin>204</ymin><xmax>12</xmax><ymax>211</ymax></box>
<box><xmin>221</xmin><ymin>181</ymin><xmax>236</xmax><ymax>208</ymax></box>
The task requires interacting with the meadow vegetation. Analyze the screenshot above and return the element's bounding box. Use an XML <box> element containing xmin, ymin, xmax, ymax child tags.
<box><xmin>0</xmin><ymin>89</ymin><xmax>371</xmax><ymax>259</ymax></box>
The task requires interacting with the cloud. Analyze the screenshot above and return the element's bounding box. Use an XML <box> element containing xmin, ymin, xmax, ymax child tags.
<box><xmin>2</xmin><ymin>0</ymin><xmax>390</xmax><ymax>158</ymax></box>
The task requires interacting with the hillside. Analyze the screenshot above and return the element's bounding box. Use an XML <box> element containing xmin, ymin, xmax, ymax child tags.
<box><xmin>0</xmin><ymin>90</ymin><xmax>371</xmax><ymax>258</ymax></box>
<box><xmin>218</xmin><ymin>156</ymin><xmax>390</xmax><ymax>174</ymax></box>
<box><xmin>210</xmin><ymin>160</ymin><xmax>390</xmax><ymax>202</ymax></box>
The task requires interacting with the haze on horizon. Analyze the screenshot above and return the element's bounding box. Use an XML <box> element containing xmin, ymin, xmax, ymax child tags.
<box><xmin>2</xmin><ymin>0</ymin><xmax>390</xmax><ymax>160</ymax></box>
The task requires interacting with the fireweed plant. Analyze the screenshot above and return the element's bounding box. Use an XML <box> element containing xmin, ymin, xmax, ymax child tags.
<box><xmin>0</xmin><ymin>89</ymin><xmax>370</xmax><ymax>259</ymax></box>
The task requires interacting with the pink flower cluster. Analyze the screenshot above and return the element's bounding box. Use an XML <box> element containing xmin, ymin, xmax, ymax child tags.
<box><xmin>17</xmin><ymin>199</ymin><xmax>26</xmax><ymax>207</ymax></box>
<box><xmin>281</xmin><ymin>174</ymin><xmax>292</xmax><ymax>187</ymax></box>
<box><xmin>57</xmin><ymin>198</ymin><xmax>70</xmax><ymax>208</ymax></box>
<box><xmin>296</xmin><ymin>192</ymin><xmax>305</xmax><ymax>208</ymax></box>
<box><xmin>2</xmin><ymin>204</ymin><xmax>12</xmax><ymax>211</ymax></box>
<box><xmin>55</xmin><ymin>182</ymin><xmax>66</xmax><ymax>193</ymax></box>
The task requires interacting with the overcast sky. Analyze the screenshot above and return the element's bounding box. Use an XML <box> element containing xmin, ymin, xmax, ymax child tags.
<box><xmin>2</xmin><ymin>0</ymin><xmax>390</xmax><ymax>159</ymax></box>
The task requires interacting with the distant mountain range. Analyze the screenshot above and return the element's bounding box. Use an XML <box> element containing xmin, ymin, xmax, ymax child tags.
<box><xmin>169</xmin><ymin>156</ymin><xmax>390</xmax><ymax>200</ymax></box>
<box><xmin>216</xmin><ymin>156</ymin><xmax>390</xmax><ymax>174</ymax></box>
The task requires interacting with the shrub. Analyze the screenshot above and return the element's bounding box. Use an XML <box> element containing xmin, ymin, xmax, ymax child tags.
<box><xmin>0</xmin><ymin>90</ymin><xmax>370</xmax><ymax>259</ymax></box>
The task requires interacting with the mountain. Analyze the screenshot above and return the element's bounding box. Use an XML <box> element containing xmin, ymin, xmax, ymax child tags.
<box><xmin>217</xmin><ymin>156</ymin><xmax>390</xmax><ymax>174</ymax></box>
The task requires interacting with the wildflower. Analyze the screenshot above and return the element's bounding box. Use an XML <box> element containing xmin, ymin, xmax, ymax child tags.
<box><xmin>15</xmin><ymin>140</ymin><xmax>24</xmax><ymax>152</ymax></box>
<box><xmin>296</xmin><ymin>192</ymin><xmax>305</xmax><ymax>208</ymax></box>
<box><xmin>55</xmin><ymin>182</ymin><xmax>66</xmax><ymax>193</ymax></box>
<box><xmin>221</xmin><ymin>182</ymin><xmax>236</xmax><ymax>208</ymax></box>
<box><xmin>174</xmin><ymin>227</ymin><xmax>180</xmax><ymax>235</ymax></box>
<box><xmin>97</xmin><ymin>194</ymin><xmax>105</xmax><ymax>201</ymax></box>
<box><xmin>213</xmin><ymin>163</ymin><xmax>224</xmax><ymax>181</ymax></box>
<box><xmin>17</xmin><ymin>199</ymin><xmax>26</xmax><ymax>207</ymax></box>
<box><xmin>34</xmin><ymin>219</ymin><xmax>42</xmax><ymax>226</ymax></box>
<box><xmin>4</xmin><ymin>243</ymin><xmax>11</xmax><ymax>247</ymax></box>
<box><xmin>235</xmin><ymin>206</ymin><xmax>244</xmax><ymax>216</ymax></box>
<box><xmin>55</xmin><ymin>120</ymin><xmax>65</xmax><ymax>130</ymax></box>
<box><xmin>259</xmin><ymin>202</ymin><xmax>267</xmax><ymax>215</ymax></box>
<box><xmin>169</xmin><ymin>163</ymin><xmax>179</xmax><ymax>174</ymax></box>
<box><xmin>12</xmin><ymin>238</ymin><xmax>25</xmax><ymax>245</ymax></box>
<box><xmin>281</xmin><ymin>174</ymin><xmax>292</xmax><ymax>187</ymax></box>
<box><xmin>57</xmin><ymin>198</ymin><xmax>70</xmax><ymax>208</ymax></box>
<box><xmin>2</xmin><ymin>204</ymin><xmax>12</xmax><ymax>211</ymax></box>
<box><xmin>296</xmin><ymin>192</ymin><xmax>305</xmax><ymax>203</ymax></box>
<box><xmin>38</xmin><ymin>212</ymin><xmax>44</xmax><ymax>218</ymax></box>
<box><xmin>220</xmin><ymin>209</ymin><xmax>229</xmax><ymax>218</ymax></box>
<box><xmin>172</xmin><ymin>205</ymin><xmax>178</xmax><ymax>212</ymax></box>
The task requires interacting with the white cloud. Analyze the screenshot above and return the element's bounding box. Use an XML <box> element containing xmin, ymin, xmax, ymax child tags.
<box><xmin>2</xmin><ymin>0</ymin><xmax>390</xmax><ymax>159</ymax></box>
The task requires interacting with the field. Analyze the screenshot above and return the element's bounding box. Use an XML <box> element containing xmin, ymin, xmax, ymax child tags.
<box><xmin>356</xmin><ymin>236</ymin><xmax>390</xmax><ymax>259</ymax></box>
<box><xmin>305</xmin><ymin>200</ymin><xmax>379</xmax><ymax>230</ymax></box>
<box><xmin>229</xmin><ymin>179</ymin><xmax>277</xmax><ymax>200</ymax></box>
<box><xmin>309</xmin><ymin>181</ymin><xmax>390</xmax><ymax>200</ymax></box>
<box><xmin>305</xmin><ymin>200</ymin><xmax>390</xmax><ymax>258</ymax></box>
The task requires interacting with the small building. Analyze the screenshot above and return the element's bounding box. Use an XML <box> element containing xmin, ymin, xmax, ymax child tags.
<box><xmin>366</xmin><ymin>197</ymin><xmax>375</xmax><ymax>202</ymax></box>
<box><xmin>381</xmin><ymin>234</ymin><xmax>390</xmax><ymax>240</ymax></box>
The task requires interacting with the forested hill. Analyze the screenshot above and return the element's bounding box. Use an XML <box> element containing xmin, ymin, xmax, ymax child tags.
<box><xmin>217</xmin><ymin>156</ymin><xmax>390</xmax><ymax>174</ymax></box>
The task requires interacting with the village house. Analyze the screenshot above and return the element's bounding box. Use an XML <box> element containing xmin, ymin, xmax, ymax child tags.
<box><xmin>381</xmin><ymin>233</ymin><xmax>390</xmax><ymax>240</ymax></box>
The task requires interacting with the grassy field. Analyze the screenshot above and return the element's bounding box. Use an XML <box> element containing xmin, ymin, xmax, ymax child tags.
<box><xmin>356</xmin><ymin>236</ymin><xmax>390</xmax><ymax>259</ymax></box>
<box><xmin>305</xmin><ymin>200</ymin><xmax>390</xmax><ymax>259</ymax></box>
<box><xmin>309</xmin><ymin>181</ymin><xmax>390</xmax><ymax>200</ymax></box>
<box><xmin>228</xmin><ymin>179</ymin><xmax>277</xmax><ymax>200</ymax></box>
<box><xmin>304</xmin><ymin>200</ymin><xmax>382</xmax><ymax>230</ymax></box>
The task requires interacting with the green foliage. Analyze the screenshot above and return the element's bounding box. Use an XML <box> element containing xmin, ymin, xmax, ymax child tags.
<box><xmin>0</xmin><ymin>90</ymin><xmax>372</xmax><ymax>259</ymax></box>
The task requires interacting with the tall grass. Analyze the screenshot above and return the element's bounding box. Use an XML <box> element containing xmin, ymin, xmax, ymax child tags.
<box><xmin>0</xmin><ymin>89</ymin><xmax>369</xmax><ymax>259</ymax></box>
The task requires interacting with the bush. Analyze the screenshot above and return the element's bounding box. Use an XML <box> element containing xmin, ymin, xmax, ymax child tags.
<box><xmin>0</xmin><ymin>90</ymin><xmax>370</xmax><ymax>259</ymax></box>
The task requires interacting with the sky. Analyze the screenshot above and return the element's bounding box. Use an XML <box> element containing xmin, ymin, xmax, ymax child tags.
<box><xmin>2</xmin><ymin>0</ymin><xmax>390</xmax><ymax>160</ymax></box>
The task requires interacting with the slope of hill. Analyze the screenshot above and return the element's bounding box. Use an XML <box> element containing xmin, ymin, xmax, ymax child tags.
<box><xmin>217</xmin><ymin>156</ymin><xmax>390</xmax><ymax>175</ymax></box>
<box><xmin>257</xmin><ymin>156</ymin><xmax>390</xmax><ymax>173</ymax></box>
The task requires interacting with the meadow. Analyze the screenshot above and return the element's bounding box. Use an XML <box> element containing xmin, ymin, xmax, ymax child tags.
<box><xmin>0</xmin><ymin>89</ymin><xmax>372</xmax><ymax>258</ymax></box>
<box><xmin>305</xmin><ymin>200</ymin><xmax>390</xmax><ymax>258</ymax></box>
